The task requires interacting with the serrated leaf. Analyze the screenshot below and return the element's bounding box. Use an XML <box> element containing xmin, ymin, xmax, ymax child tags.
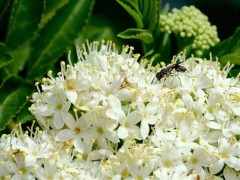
<box><xmin>38</xmin><ymin>0</ymin><xmax>69</xmax><ymax>30</ymax></box>
<box><xmin>210</xmin><ymin>26</ymin><xmax>240</xmax><ymax>62</ymax></box>
<box><xmin>140</xmin><ymin>0</ymin><xmax>150</xmax><ymax>24</ymax></box>
<box><xmin>5</xmin><ymin>0</ymin><xmax>43</xmax><ymax>48</ymax></box>
<box><xmin>160</xmin><ymin>3</ymin><xmax>170</xmax><ymax>15</ymax></box>
<box><xmin>116</xmin><ymin>0</ymin><xmax>143</xmax><ymax>28</ymax></box>
<box><xmin>0</xmin><ymin>53</ymin><xmax>12</xmax><ymax>68</ymax></box>
<box><xmin>141</xmin><ymin>0</ymin><xmax>160</xmax><ymax>32</ymax></box>
<box><xmin>0</xmin><ymin>43</ymin><xmax>12</xmax><ymax>68</ymax></box>
<box><xmin>118</xmin><ymin>28</ymin><xmax>153</xmax><ymax>44</ymax></box>
<box><xmin>15</xmin><ymin>101</ymin><xmax>34</xmax><ymax>124</ymax></box>
<box><xmin>4</xmin><ymin>43</ymin><xmax>30</xmax><ymax>75</ymax></box>
<box><xmin>0</xmin><ymin>82</ymin><xmax>32</xmax><ymax>129</ymax></box>
<box><xmin>147</xmin><ymin>0</ymin><xmax>161</xmax><ymax>33</ymax></box>
<box><xmin>27</xmin><ymin>0</ymin><xmax>95</xmax><ymax>79</ymax></box>
<box><xmin>0</xmin><ymin>76</ymin><xmax>23</xmax><ymax>102</ymax></box>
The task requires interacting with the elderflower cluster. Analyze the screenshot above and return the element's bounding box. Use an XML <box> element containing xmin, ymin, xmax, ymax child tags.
<box><xmin>160</xmin><ymin>6</ymin><xmax>220</xmax><ymax>55</ymax></box>
<box><xmin>1</xmin><ymin>41</ymin><xmax>240</xmax><ymax>179</ymax></box>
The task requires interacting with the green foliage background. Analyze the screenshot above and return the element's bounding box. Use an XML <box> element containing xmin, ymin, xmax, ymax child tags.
<box><xmin>0</xmin><ymin>0</ymin><xmax>239</xmax><ymax>133</ymax></box>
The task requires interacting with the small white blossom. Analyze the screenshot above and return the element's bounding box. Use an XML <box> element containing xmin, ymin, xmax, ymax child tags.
<box><xmin>1</xmin><ymin>41</ymin><xmax>239</xmax><ymax>179</ymax></box>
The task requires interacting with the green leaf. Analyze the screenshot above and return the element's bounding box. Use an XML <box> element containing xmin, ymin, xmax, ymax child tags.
<box><xmin>38</xmin><ymin>0</ymin><xmax>69</xmax><ymax>30</ymax></box>
<box><xmin>118</xmin><ymin>28</ymin><xmax>153</xmax><ymax>44</ymax></box>
<box><xmin>148</xmin><ymin>0</ymin><xmax>161</xmax><ymax>33</ymax></box>
<box><xmin>210</xmin><ymin>26</ymin><xmax>240</xmax><ymax>62</ymax></box>
<box><xmin>160</xmin><ymin>3</ymin><xmax>170</xmax><ymax>15</ymax></box>
<box><xmin>0</xmin><ymin>0</ymin><xmax>12</xmax><ymax>38</ymax></box>
<box><xmin>0</xmin><ymin>43</ymin><xmax>12</xmax><ymax>68</ymax></box>
<box><xmin>0</xmin><ymin>53</ymin><xmax>12</xmax><ymax>68</ymax></box>
<box><xmin>0</xmin><ymin>76</ymin><xmax>32</xmax><ymax>129</ymax></box>
<box><xmin>0</xmin><ymin>0</ymin><xmax>8</xmax><ymax>11</ymax></box>
<box><xmin>15</xmin><ymin>101</ymin><xmax>34</xmax><ymax>124</ymax></box>
<box><xmin>158</xmin><ymin>33</ymin><xmax>171</xmax><ymax>62</ymax></box>
<box><xmin>116</xmin><ymin>0</ymin><xmax>143</xmax><ymax>28</ymax></box>
<box><xmin>4</xmin><ymin>43</ymin><xmax>30</xmax><ymax>75</ymax></box>
<box><xmin>140</xmin><ymin>0</ymin><xmax>149</xmax><ymax>24</ymax></box>
<box><xmin>5</xmin><ymin>0</ymin><xmax>43</xmax><ymax>48</ymax></box>
<box><xmin>0</xmin><ymin>76</ymin><xmax>23</xmax><ymax>104</ymax></box>
<box><xmin>27</xmin><ymin>0</ymin><xmax>95</xmax><ymax>79</ymax></box>
<box><xmin>219</xmin><ymin>52</ymin><xmax>240</xmax><ymax>65</ymax></box>
<box><xmin>75</xmin><ymin>14</ymin><xmax>122</xmax><ymax>46</ymax></box>
<box><xmin>2</xmin><ymin>0</ymin><xmax>43</xmax><ymax>76</ymax></box>
<box><xmin>141</xmin><ymin>0</ymin><xmax>161</xmax><ymax>32</ymax></box>
<box><xmin>71</xmin><ymin>14</ymin><xmax>123</xmax><ymax>64</ymax></box>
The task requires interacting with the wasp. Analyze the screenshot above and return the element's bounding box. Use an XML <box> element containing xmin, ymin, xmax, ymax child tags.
<box><xmin>152</xmin><ymin>62</ymin><xmax>187</xmax><ymax>83</ymax></box>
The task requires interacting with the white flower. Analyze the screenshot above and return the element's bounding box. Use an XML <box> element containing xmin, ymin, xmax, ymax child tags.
<box><xmin>3</xmin><ymin>41</ymin><xmax>240</xmax><ymax>179</ymax></box>
<box><xmin>85</xmin><ymin>112</ymin><xmax>119</xmax><ymax>148</ymax></box>
<box><xmin>117</xmin><ymin>110</ymin><xmax>141</xmax><ymax>140</ymax></box>
<box><xmin>224</xmin><ymin>166</ymin><xmax>239</xmax><ymax>180</ymax></box>
<box><xmin>217</xmin><ymin>138</ymin><xmax>240</xmax><ymax>171</ymax></box>
<box><xmin>114</xmin><ymin>141</ymin><xmax>158</xmax><ymax>179</ymax></box>
<box><xmin>21</xmin><ymin>136</ymin><xmax>53</xmax><ymax>166</ymax></box>
<box><xmin>106</xmin><ymin>95</ymin><xmax>141</xmax><ymax>139</ymax></box>
<box><xmin>0</xmin><ymin>150</ymin><xmax>11</xmax><ymax>178</ymax></box>
<box><xmin>33</xmin><ymin>85</ymin><xmax>72</xmax><ymax>129</ymax></box>
<box><xmin>154</xmin><ymin>164</ymin><xmax>197</xmax><ymax>180</ymax></box>
<box><xmin>5</xmin><ymin>154</ymin><xmax>35</xmax><ymax>180</ymax></box>
<box><xmin>158</xmin><ymin>143</ymin><xmax>183</xmax><ymax>168</ymax></box>
<box><xmin>185</xmin><ymin>148</ymin><xmax>211</xmax><ymax>178</ymax></box>
<box><xmin>55</xmin><ymin>112</ymin><xmax>92</xmax><ymax>153</ymax></box>
<box><xmin>175</xmin><ymin>118</ymin><xmax>201</xmax><ymax>149</ymax></box>
<box><xmin>127</xmin><ymin>163</ymin><xmax>154</xmax><ymax>180</ymax></box>
<box><xmin>136</xmin><ymin>96</ymin><xmax>160</xmax><ymax>139</ymax></box>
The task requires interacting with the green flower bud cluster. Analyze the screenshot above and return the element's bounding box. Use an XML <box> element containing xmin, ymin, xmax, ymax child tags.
<box><xmin>160</xmin><ymin>6</ymin><xmax>220</xmax><ymax>55</ymax></box>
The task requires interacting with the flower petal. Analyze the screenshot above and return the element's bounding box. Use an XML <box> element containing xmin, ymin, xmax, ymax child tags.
<box><xmin>36</xmin><ymin>105</ymin><xmax>54</xmax><ymax>116</ymax></box>
<box><xmin>53</xmin><ymin>112</ymin><xmax>64</xmax><ymax>129</ymax></box>
<box><xmin>117</xmin><ymin>126</ymin><xmax>128</xmax><ymax>139</ymax></box>
<box><xmin>56</xmin><ymin>129</ymin><xmax>74</xmax><ymax>142</ymax></box>
<box><xmin>74</xmin><ymin>137</ymin><xmax>84</xmax><ymax>154</ymax></box>
<box><xmin>25</xmin><ymin>154</ymin><xmax>36</xmax><ymax>166</ymax></box>
<box><xmin>141</xmin><ymin>121</ymin><xmax>149</xmax><ymax>139</ymax></box>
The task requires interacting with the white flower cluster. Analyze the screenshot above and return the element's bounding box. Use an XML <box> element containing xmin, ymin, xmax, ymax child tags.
<box><xmin>160</xmin><ymin>6</ymin><xmax>220</xmax><ymax>55</ymax></box>
<box><xmin>1</xmin><ymin>41</ymin><xmax>240</xmax><ymax>179</ymax></box>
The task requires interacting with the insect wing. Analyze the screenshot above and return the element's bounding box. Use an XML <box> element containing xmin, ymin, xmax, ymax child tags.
<box><xmin>175</xmin><ymin>64</ymin><xmax>187</xmax><ymax>72</ymax></box>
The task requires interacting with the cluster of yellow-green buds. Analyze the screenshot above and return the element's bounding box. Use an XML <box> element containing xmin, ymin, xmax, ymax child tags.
<box><xmin>160</xmin><ymin>6</ymin><xmax>220</xmax><ymax>55</ymax></box>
